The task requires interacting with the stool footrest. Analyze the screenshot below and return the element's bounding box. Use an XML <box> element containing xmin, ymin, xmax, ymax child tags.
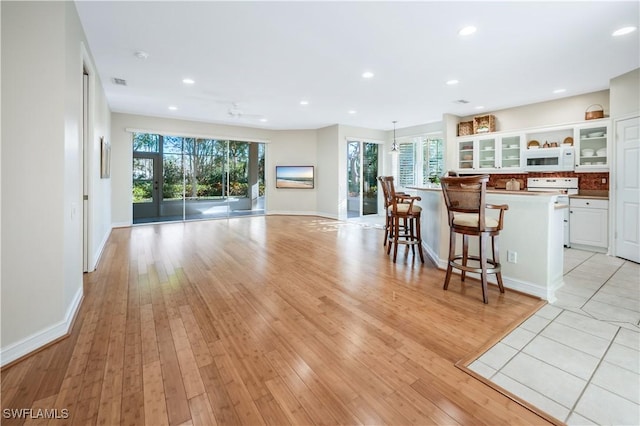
<box><xmin>449</xmin><ymin>255</ymin><xmax>501</xmax><ymax>274</ymax></box>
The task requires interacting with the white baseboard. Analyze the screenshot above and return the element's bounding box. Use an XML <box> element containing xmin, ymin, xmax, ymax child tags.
<box><xmin>421</xmin><ymin>242</ymin><xmax>553</xmax><ymax>301</ymax></box>
<box><xmin>90</xmin><ymin>227</ymin><xmax>112</xmax><ymax>271</ymax></box>
<box><xmin>267</xmin><ymin>211</ymin><xmax>338</xmax><ymax>220</ymax></box>
<box><xmin>111</xmin><ymin>221</ymin><xmax>130</xmax><ymax>228</ymax></box>
<box><xmin>0</xmin><ymin>287</ymin><xmax>83</xmax><ymax>367</ymax></box>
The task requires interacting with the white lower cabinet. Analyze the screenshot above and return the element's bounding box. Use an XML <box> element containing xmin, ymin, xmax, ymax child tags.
<box><xmin>569</xmin><ymin>198</ymin><xmax>608</xmax><ymax>251</ymax></box>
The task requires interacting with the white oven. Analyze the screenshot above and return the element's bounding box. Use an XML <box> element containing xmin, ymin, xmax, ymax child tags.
<box><xmin>527</xmin><ymin>178</ymin><xmax>578</xmax><ymax>247</ymax></box>
<box><xmin>524</xmin><ymin>147</ymin><xmax>575</xmax><ymax>172</ymax></box>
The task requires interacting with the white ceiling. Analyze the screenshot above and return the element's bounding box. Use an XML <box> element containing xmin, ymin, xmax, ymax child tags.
<box><xmin>74</xmin><ymin>1</ymin><xmax>639</xmax><ymax>131</ymax></box>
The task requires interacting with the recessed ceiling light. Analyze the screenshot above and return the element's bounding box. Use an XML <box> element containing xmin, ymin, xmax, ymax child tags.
<box><xmin>458</xmin><ymin>26</ymin><xmax>477</xmax><ymax>36</ymax></box>
<box><xmin>168</xmin><ymin>105</ymin><xmax>178</xmax><ymax>111</ymax></box>
<box><xmin>612</xmin><ymin>26</ymin><xmax>637</xmax><ymax>37</ymax></box>
<box><xmin>300</xmin><ymin>100</ymin><xmax>309</xmax><ymax>106</ymax></box>
<box><xmin>134</xmin><ymin>50</ymin><xmax>149</xmax><ymax>60</ymax></box>
<box><xmin>182</xmin><ymin>78</ymin><xmax>195</xmax><ymax>85</ymax></box>
<box><xmin>348</xmin><ymin>110</ymin><xmax>357</xmax><ymax>114</ymax></box>
<box><xmin>553</xmin><ymin>88</ymin><xmax>566</xmax><ymax>94</ymax></box>
<box><xmin>475</xmin><ymin>105</ymin><xmax>485</xmax><ymax>110</ymax></box>
<box><xmin>362</xmin><ymin>71</ymin><xmax>374</xmax><ymax>79</ymax></box>
<box><xmin>259</xmin><ymin>118</ymin><xmax>268</xmax><ymax>122</ymax></box>
<box><xmin>446</xmin><ymin>79</ymin><xmax>459</xmax><ymax>85</ymax></box>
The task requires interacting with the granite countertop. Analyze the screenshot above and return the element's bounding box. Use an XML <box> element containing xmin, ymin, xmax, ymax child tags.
<box><xmin>570</xmin><ymin>190</ymin><xmax>609</xmax><ymax>200</ymax></box>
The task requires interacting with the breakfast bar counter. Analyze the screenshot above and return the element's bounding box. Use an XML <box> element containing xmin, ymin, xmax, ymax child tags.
<box><xmin>409</xmin><ymin>186</ymin><xmax>565</xmax><ymax>301</ymax></box>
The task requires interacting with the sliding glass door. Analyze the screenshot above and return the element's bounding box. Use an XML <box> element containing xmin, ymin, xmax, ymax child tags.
<box><xmin>132</xmin><ymin>132</ymin><xmax>265</xmax><ymax>224</ymax></box>
<box><xmin>347</xmin><ymin>140</ymin><xmax>379</xmax><ymax>218</ymax></box>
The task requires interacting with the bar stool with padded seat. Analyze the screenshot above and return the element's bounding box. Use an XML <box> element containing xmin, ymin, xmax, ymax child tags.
<box><xmin>440</xmin><ymin>174</ymin><xmax>508</xmax><ymax>303</ymax></box>
<box><xmin>378</xmin><ymin>176</ymin><xmax>425</xmax><ymax>264</ymax></box>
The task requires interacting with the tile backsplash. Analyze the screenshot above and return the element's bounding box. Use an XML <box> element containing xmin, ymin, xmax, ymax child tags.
<box><xmin>488</xmin><ymin>172</ymin><xmax>609</xmax><ymax>190</ymax></box>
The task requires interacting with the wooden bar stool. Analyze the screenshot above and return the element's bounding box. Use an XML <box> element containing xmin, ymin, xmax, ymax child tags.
<box><xmin>378</xmin><ymin>176</ymin><xmax>424</xmax><ymax>263</ymax></box>
<box><xmin>440</xmin><ymin>174</ymin><xmax>508</xmax><ymax>303</ymax></box>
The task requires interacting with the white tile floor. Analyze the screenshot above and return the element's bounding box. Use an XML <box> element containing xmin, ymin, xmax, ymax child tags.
<box><xmin>469</xmin><ymin>249</ymin><xmax>640</xmax><ymax>426</ymax></box>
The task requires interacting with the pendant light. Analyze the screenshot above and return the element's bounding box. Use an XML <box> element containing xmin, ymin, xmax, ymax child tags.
<box><xmin>390</xmin><ymin>120</ymin><xmax>399</xmax><ymax>152</ymax></box>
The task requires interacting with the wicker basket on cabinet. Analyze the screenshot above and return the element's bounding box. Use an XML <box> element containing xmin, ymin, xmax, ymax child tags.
<box><xmin>473</xmin><ymin>115</ymin><xmax>496</xmax><ymax>134</ymax></box>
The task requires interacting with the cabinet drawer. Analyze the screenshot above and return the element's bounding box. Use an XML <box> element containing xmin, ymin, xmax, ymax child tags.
<box><xmin>570</xmin><ymin>198</ymin><xmax>608</xmax><ymax>209</ymax></box>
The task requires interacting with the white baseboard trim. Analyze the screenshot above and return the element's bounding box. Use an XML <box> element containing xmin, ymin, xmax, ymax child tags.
<box><xmin>90</xmin><ymin>227</ymin><xmax>112</xmax><ymax>271</ymax></box>
<box><xmin>0</xmin><ymin>287</ymin><xmax>83</xmax><ymax>367</ymax></box>
<box><xmin>421</xmin><ymin>242</ymin><xmax>553</xmax><ymax>301</ymax></box>
<box><xmin>111</xmin><ymin>221</ymin><xmax>131</xmax><ymax>228</ymax></box>
<box><xmin>267</xmin><ymin>211</ymin><xmax>339</xmax><ymax>220</ymax></box>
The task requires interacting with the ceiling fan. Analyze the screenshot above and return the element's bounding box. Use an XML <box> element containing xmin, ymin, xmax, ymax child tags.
<box><xmin>227</xmin><ymin>102</ymin><xmax>263</xmax><ymax>119</ymax></box>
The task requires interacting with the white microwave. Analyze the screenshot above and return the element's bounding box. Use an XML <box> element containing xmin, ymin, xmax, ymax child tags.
<box><xmin>524</xmin><ymin>147</ymin><xmax>574</xmax><ymax>172</ymax></box>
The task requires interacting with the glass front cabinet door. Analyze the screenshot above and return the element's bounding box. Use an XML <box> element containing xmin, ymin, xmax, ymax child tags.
<box><xmin>457</xmin><ymin>139</ymin><xmax>475</xmax><ymax>171</ymax></box>
<box><xmin>500</xmin><ymin>134</ymin><xmax>522</xmax><ymax>170</ymax></box>
<box><xmin>574</xmin><ymin>120</ymin><xmax>610</xmax><ymax>172</ymax></box>
<box><xmin>477</xmin><ymin>137</ymin><xmax>498</xmax><ymax>170</ymax></box>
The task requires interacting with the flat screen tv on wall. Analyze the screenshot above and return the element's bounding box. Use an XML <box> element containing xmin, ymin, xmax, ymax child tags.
<box><xmin>275</xmin><ymin>166</ymin><xmax>314</xmax><ymax>189</ymax></box>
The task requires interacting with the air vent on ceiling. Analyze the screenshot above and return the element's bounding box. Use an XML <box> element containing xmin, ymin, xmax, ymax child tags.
<box><xmin>453</xmin><ymin>99</ymin><xmax>470</xmax><ymax>104</ymax></box>
<box><xmin>112</xmin><ymin>78</ymin><xmax>127</xmax><ymax>86</ymax></box>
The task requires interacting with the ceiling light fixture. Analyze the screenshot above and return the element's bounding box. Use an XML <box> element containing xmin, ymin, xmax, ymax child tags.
<box><xmin>348</xmin><ymin>110</ymin><xmax>357</xmax><ymax>114</ymax></box>
<box><xmin>475</xmin><ymin>105</ymin><xmax>485</xmax><ymax>110</ymax></box>
<box><xmin>182</xmin><ymin>78</ymin><xmax>195</xmax><ymax>85</ymax></box>
<box><xmin>458</xmin><ymin>26</ymin><xmax>477</xmax><ymax>36</ymax></box>
<box><xmin>553</xmin><ymin>88</ymin><xmax>566</xmax><ymax>94</ymax></box>
<box><xmin>612</xmin><ymin>26</ymin><xmax>637</xmax><ymax>37</ymax></box>
<box><xmin>446</xmin><ymin>79</ymin><xmax>459</xmax><ymax>85</ymax></box>
<box><xmin>168</xmin><ymin>105</ymin><xmax>178</xmax><ymax>111</ymax></box>
<box><xmin>300</xmin><ymin>100</ymin><xmax>309</xmax><ymax>105</ymax></box>
<box><xmin>259</xmin><ymin>118</ymin><xmax>268</xmax><ymax>122</ymax></box>
<box><xmin>391</xmin><ymin>120</ymin><xmax>399</xmax><ymax>153</ymax></box>
<box><xmin>362</xmin><ymin>71</ymin><xmax>374</xmax><ymax>79</ymax></box>
<box><xmin>134</xmin><ymin>50</ymin><xmax>149</xmax><ymax>60</ymax></box>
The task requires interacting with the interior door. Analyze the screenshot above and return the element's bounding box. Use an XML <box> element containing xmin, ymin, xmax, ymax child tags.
<box><xmin>615</xmin><ymin>116</ymin><xmax>640</xmax><ymax>262</ymax></box>
<box><xmin>133</xmin><ymin>153</ymin><xmax>161</xmax><ymax>221</ymax></box>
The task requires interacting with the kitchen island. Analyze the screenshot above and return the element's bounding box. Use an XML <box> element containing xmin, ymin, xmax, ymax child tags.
<box><xmin>410</xmin><ymin>186</ymin><xmax>566</xmax><ymax>302</ymax></box>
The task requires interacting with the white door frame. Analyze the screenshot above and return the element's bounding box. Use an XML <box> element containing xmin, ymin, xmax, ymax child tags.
<box><xmin>611</xmin><ymin>113</ymin><xmax>640</xmax><ymax>261</ymax></box>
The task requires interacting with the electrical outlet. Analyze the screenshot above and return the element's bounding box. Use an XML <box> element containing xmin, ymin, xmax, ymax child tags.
<box><xmin>601</xmin><ymin>178</ymin><xmax>607</xmax><ymax>184</ymax></box>
<box><xmin>507</xmin><ymin>250</ymin><xmax>517</xmax><ymax>263</ymax></box>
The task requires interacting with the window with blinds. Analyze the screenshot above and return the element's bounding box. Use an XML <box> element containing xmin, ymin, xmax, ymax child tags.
<box><xmin>398</xmin><ymin>143</ymin><xmax>415</xmax><ymax>187</ymax></box>
<box><xmin>396</xmin><ymin>136</ymin><xmax>444</xmax><ymax>187</ymax></box>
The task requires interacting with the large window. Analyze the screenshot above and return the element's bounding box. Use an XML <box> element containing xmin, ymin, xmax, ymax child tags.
<box><xmin>132</xmin><ymin>132</ymin><xmax>265</xmax><ymax>223</ymax></box>
<box><xmin>397</xmin><ymin>135</ymin><xmax>444</xmax><ymax>188</ymax></box>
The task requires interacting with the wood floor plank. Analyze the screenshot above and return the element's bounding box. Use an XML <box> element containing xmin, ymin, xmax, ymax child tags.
<box><xmin>1</xmin><ymin>216</ymin><xmax>552</xmax><ymax>426</ymax></box>
<box><xmin>142</xmin><ymin>360</ymin><xmax>169</xmax><ymax>426</ymax></box>
<box><xmin>187</xmin><ymin>393</ymin><xmax>217</xmax><ymax>426</ymax></box>
<box><xmin>178</xmin><ymin>305</ymin><xmax>214</xmax><ymax>368</ymax></box>
<box><xmin>209</xmin><ymin>340</ymin><xmax>266</xmax><ymax>426</ymax></box>
<box><xmin>198</xmin><ymin>363</ymin><xmax>242</xmax><ymax>426</ymax></box>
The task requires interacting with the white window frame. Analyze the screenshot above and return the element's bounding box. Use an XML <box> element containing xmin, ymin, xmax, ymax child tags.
<box><xmin>396</xmin><ymin>134</ymin><xmax>444</xmax><ymax>190</ymax></box>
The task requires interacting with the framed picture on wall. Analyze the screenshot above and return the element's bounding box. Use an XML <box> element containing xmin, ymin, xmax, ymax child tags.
<box><xmin>100</xmin><ymin>137</ymin><xmax>111</xmax><ymax>179</ymax></box>
<box><xmin>275</xmin><ymin>166</ymin><xmax>314</xmax><ymax>189</ymax></box>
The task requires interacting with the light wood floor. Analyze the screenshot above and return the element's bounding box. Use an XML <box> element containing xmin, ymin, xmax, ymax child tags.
<box><xmin>1</xmin><ymin>216</ymin><xmax>551</xmax><ymax>425</ymax></box>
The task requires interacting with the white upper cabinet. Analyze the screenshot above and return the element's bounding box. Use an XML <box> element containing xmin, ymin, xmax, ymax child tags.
<box><xmin>455</xmin><ymin>133</ymin><xmax>523</xmax><ymax>173</ymax></box>
<box><xmin>573</xmin><ymin>119</ymin><xmax>611</xmax><ymax>173</ymax></box>
<box><xmin>454</xmin><ymin>119</ymin><xmax>611</xmax><ymax>174</ymax></box>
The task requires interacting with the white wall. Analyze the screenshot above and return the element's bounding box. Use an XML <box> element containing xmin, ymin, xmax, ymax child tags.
<box><xmin>610</xmin><ymin>68</ymin><xmax>640</xmax><ymax>118</ymax></box>
<box><xmin>460</xmin><ymin>90</ymin><xmax>610</xmax><ymax>132</ymax></box>
<box><xmin>316</xmin><ymin>125</ymin><xmax>340</xmax><ymax>218</ymax></box>
<box><xmin>267</xmin><ymin>129</ymin><xmax>317</xmax><ymax>215</ymax></box>
<box><xmin>88</xmin><ymin>74</ymin><xmax>112</xmax><ymax>269</ymax></box>
<box><xmin>1</xmin><ymin>1</ymin><xmax>111</xmax><ymax>365</ymax></box>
